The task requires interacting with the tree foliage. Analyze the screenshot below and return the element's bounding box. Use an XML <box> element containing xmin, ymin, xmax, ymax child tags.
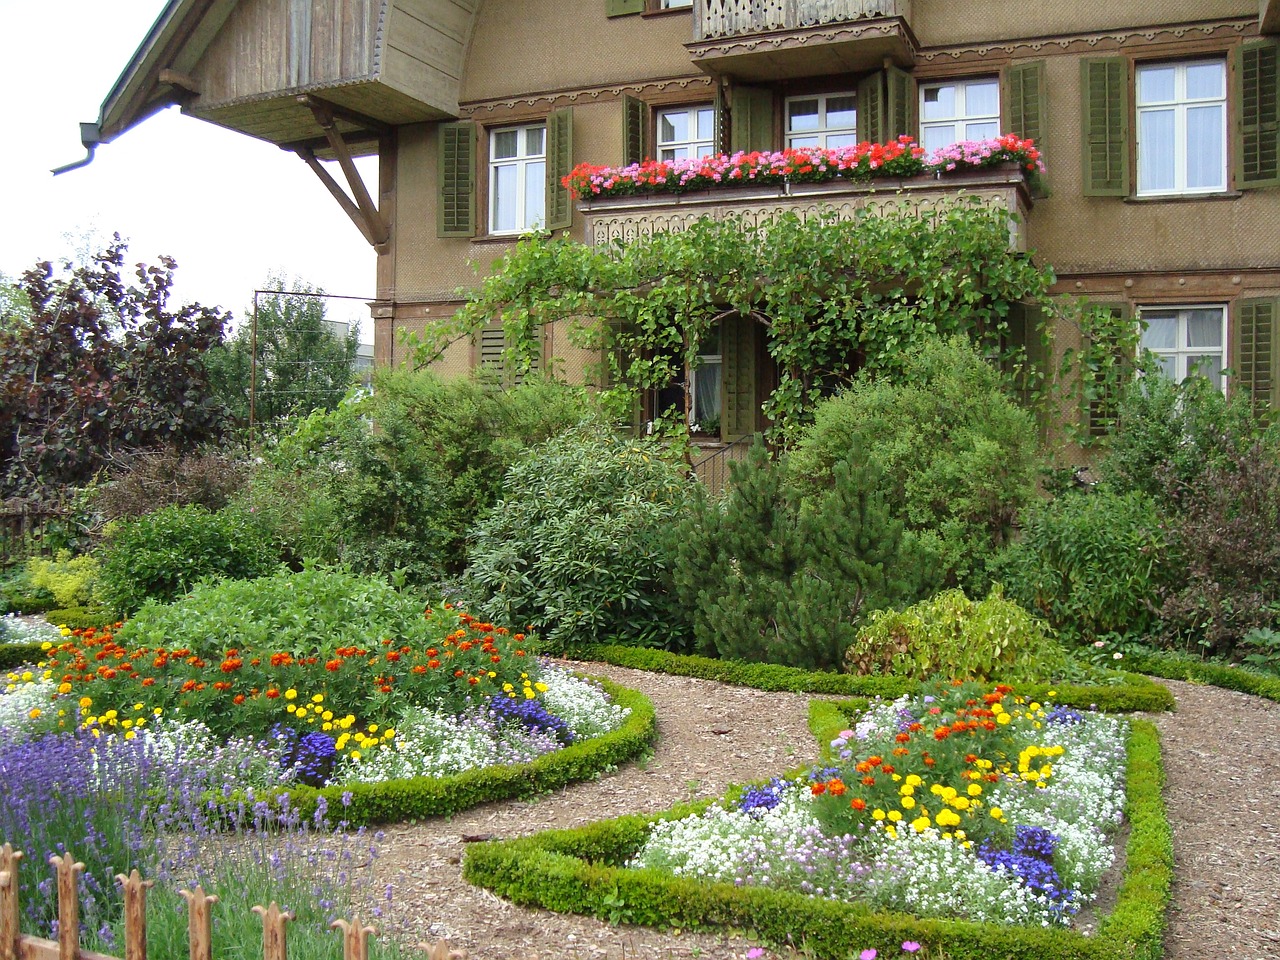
<box><xmin>412</xmin><ymin>205</ymin><xmax>1059</xmax><ymax>438</ymax></box>
<box><xmin>0</xmin><ymin>238</ymin><xmax>228</xmax><ymax>498</ymax></box>
<box><xmin>206</xmin><ymin>279</ymin><xmax>361</xmax><ymax>439</ymax></box>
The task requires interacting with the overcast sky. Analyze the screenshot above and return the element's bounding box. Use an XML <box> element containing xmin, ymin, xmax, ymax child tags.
<box><xmin>0</xmin><ymin>1</ymin><xmax>376</xmax><ymax>339</ymax></box>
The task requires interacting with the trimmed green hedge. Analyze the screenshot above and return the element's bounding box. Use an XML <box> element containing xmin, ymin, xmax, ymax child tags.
<box><xmin>575</xmin><ymin>644</ymin><xmax>1175</xmax><ymax>712</ymax></box>
<box><xmin>277</xmin><ymin>679</ymin><xmax>655</xmax><ymax>827</ymax></box>
<box><xmin>43</xmin><ymin>607</ymin><xmax>118</xmax><ymax>630</ymax></box>
<box><xmin>463</xmin><ymin>721</ymin><xmax>1169</xmax><ymax>960</ymax></box>
<box><xmin>1127</xmin><ymin>650</ymin><xmax>1280</xmax><ymax>702</ymax></box>
<box><xmin>0</xmin><ymin>642</ymin><xmax>43</xmax><ymax>671</ymax></box>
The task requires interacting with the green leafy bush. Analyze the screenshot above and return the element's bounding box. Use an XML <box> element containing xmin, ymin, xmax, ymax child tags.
<box><xmin>25</xmin><ymin>551</ymin><xmax>98</xmax><ymax>608</ymax></box>
<box><xmin>670</xmin><ymin>440</ymin><xmax>933</xmax><ymax>671</ymax></box>
<box><xmin>96</xmin><ymin>505</ymin><xmax>277</xmax><ymax>615</ymax></box>
<box><xmin>463</xmin><ymin>427</ymin><xmax>695</xmax><ymax>651</ymax></box>
<box><xmin>993</xmin><ymin>487</ymin><xmax>1178</xmax><ymax>642</ymax></box>
<box><xmin>42</xmin><ymin>606</ymin><xmax>117</xmax><ymax>631</ymax></box>
<box><xmin>114</xmin><ymin>565</ymin><xmax>437</xmax><ymax>658</ymax></box>
<box><xmin>844</xmin><ymin>586</ymin><xmax>1068</xmax><ymax>681</ymax></box>
<box><xmin>789</xmin><ymin>336</ymin><xmax>1039</xmax><ymax>589</ymax></box>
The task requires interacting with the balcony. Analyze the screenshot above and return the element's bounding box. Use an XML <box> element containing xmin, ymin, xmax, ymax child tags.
<box><xmin>577</xmin><ymin>165</ymin><xmax>1033</xmax><ymax>253</ymax></box>
<box><xmin>688</xmin><ymin>0</ymin><xmax>916</xmax><ymax>82</ymax></box>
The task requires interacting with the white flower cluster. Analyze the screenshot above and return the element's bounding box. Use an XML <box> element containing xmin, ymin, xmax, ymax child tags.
<box><xmin>863</xmin><ymin>827</ymin><xmax>1073</xmax><ymax>927</ymax></box>
<box><xmin>536</xmin><ymin>667</ymin><xmax>631</xmax><ymax>739</ymax></box>
<box><xmin>0</xmin><ymin>675</ymin><xmax>56</xmax><ymax>734</ymax></box>
<box><xmin>0</xmin><ymin>614</ymin><xmax>61</xmax><ymax>645</ymax></box>
<box><xmin>853</xmin><ymin>695</ymin><xmax>912</xmax><ymax>741</ymax></box>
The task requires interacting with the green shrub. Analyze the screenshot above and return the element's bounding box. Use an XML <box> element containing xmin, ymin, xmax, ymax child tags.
<box><xmin>845</xmin><ymin>586</ymin><xmax>1068</xmax><ymax>681</ymax></box>
<box><xmin>463</xmin><ymin>427</ymin><xmax>695</xmax><ymax>650</ymax></box>
<box><xmin>114</xmin><ymin>565</ymin><xmax>438</xmax><ymax>659</ymax></box>
<box><xmin>0</xmin><ymin>565</ymin><xmax>55</xmax><ymax>614</ymax></box>
<box><xmin>43</xmin><ymin>606</ymin><xmax>117</xmax><ymax>630</ymax></box>
<box><xmin>670</xmin><ymin>440</ymin><xmax>934</xmax><ymax>671</ymax></box>
<box><xmin>96</xmin><ymin>505</ymin><xmax>278</xmax><ymax>615</ymax></box>
<box><xmin>789</xmin><ymin>336</ymin><xmax>1039</xmax><ymax>590</ymax></box>
<box><xmin>25</xmin><ymin>551</ymin><xmax>98</xmax><ymax>608</ymax></box>
<box><xmin>993</xmin><ymin>487</ymin><xmax>1178</xmax><ymax>642</ymax></box>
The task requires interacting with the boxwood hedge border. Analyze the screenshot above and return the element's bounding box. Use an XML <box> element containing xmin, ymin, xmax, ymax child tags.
<box><xmin>463</xmin><ymin>719</ymin><xmax>1170</xmax><ymax>960</ymax></box>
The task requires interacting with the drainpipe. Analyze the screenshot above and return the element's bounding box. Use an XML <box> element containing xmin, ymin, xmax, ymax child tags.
<box><xmin>51</xmin><ymin>123</ymin><xmax>103</xmax><ymax>176</ymax></box>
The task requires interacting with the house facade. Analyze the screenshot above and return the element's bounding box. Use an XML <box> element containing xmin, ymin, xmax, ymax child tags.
<box><xmin>89</xmin><ymin>0</ymin><xmax>1280</xmax><ymax>440</ymax></box>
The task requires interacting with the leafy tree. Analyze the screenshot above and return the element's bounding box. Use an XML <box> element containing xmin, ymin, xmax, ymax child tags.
<box><xmin>206</xmin><ymin>278</ymin><xmax>360</xmax><ymax>438</ymax></box>
<box><xmin>0</xmin><ymin>272</ymin><xmax>32</xmax><ymax>331</ymax></box>
<box><xmin>0</xmin><ymin>237</ymin><xmax>228</xmax><ymax>498</ymax></box>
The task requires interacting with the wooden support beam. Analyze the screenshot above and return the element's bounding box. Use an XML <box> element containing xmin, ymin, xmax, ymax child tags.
<box><xmin>298</xmin><ymin>97</ymin><xmax>390</xmax><ymax>252</ymax></box>
<box><xmin>0</xmin><ymin>846</ymin><xmax>22</xmax><ymax>960</ymax></box>
<box><xmin>158</xmin><ymin>69</ymin><xmax>201</xmax><ymax>96</ymax></box>
<box><xmin>297</xmin><ymin>148</ymin><xmax>377</xmax><ymax>247</ymax></box>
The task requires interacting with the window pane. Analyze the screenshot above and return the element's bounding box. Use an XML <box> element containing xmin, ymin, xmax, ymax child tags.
<box><xmin>789</xmin><ymin>135</ymin><xmax>820</xmax><ymax>148</ymax></box>
<box><xmin>1138</xmin><ymin>66</ymin><xmax>1176</xmax><ymax>105</ymax></box>
<box><xmin>922</xmin><ymin>85</ymin><xmax>955</xmax><ymax>120</ymax></box>
<box><xmin>661</xmin><ymin>146</ymin><xmax>689</xmax><ymax>161</ymax></box>
<box><xmin>524</xmin><ymin>161</ymin><xmax>545</xmax><ymax>229</ymax></box>
<box><xmin>696</xmin><ymin>108</ymin><xmax>715</xmax><ymax>141</ymax></box>
<box><xmin>788</xmin><ymin>99</ymin><xmax>819</xmax><ymax>131</ymax></box>
<box><xmin>659</xmin><ymin>111</ymin><xmax>687</xmax><ymax>144</ymax></box>
<box><xmin>525</xmin><ymin>127</ymin><xmax>545</xmax><ymax>157</ymax></box>
<box><xmin>1185</xmin><ymin>61</ymin><xmax>1224</xmax><ymax>100</ymax></box>
<box><xmin>1141</xmin><ymin>314</ymin><xmax>1178</xmax><ymax>350</ymax></box>
<box><xmin>1185</xmin><ymin>105</ymin><xmax>1224</xmax><ymax>189</ymax></box>
<box><xmin>1138</xmin><ymin>110</ymin><xmax>1176</xmax><ymax>192</ymax></box>
<box><xmin>1152</xmin><ymin>354</ymin><xmax>1177</xmax><ymax>379</ymax></box>
<box><xmin>1186</xmin><ymin>355</ymin><xmax>1223</xmax><ymax>382</ymax></box>
<box><xmin>965</xmin><ymin>120</ymin><xmax>999</xmax><ymax>141</ymax></box>
<box><xmin>1185</xmin><ymin>310</ymin><xmax>1223</xmax><ymax>348</ymax></box>
<box><xmin>827</xmin><ymin>96</ymin><xmax>857</xmax><ymax>128</ymax></box>
<box><xmin>965</xmin><ymin>80</ymin><xmax>1000</xmax><ymax>117</ymax></box>
<box><xmin>826</xmin><ymin>133</ymin><xmax>858</xmax><ymax>148</ymax></box>
<box><xmin>492</xmin><ymin>164</ymin><xmax>517</xmax><ymax>231</ymax></box>
<box><xmin>922</xmin><ymin>124</ymin><xmax>956</xmax><ymax>153</ymax></box>
<box><xmin>693</xmin><ymin>362</ymin><xmax>722</xmax><ymax>423</ymax></box>
<box><xmin>492</xmin><ymin>130</ymin><xmax>518</xmax><ymax>160</ymax></box>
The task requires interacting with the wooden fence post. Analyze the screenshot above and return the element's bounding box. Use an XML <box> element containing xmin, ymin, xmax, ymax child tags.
<box><xmin>49</xmin><ymin>853</ymin><xmax>85</xmax><ymax>960</ymax></box>
<box><xmin>331</xmin><ymin>917</ymin><xmax>374</xmax><ymax>960</ymax></box>
<box><xmin>178</xmin><ymin>886</ymin><xmax>218</xmax><ymax>960</ymax></box>
<box><xmin>0</xmin><ymin>845</ymin><xmax>23</xmax><ymax>960</ymax></box>
<box><xmin>252</xmin><ymin>902</ymin><xmax>294</xmax><ymax>960</ymax></box>
<box><xmin>114</xmin><ymin>871</ymin><xmax>154</xmax><ymax>960</ymax></box>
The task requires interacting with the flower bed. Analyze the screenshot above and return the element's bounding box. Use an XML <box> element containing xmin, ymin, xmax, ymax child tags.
<box><xmin>563</xmin><ymin>135</ymin><xmax>1042</xmax><ymax>201</ymax></box>
<box><xmin>464</xmin><ymin>684</ymin><xmax>1171</xmax><ymax>960</ymax></box>
<box><xmin>0</xmin><ymin>569</ymin><xmax>653</xmax><ymax>816</ymax></box>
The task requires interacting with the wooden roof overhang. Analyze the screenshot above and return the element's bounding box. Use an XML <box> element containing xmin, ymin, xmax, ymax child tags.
<box><xmin>68</xmin><ymin>0</ymin><xmax>481</xmax><ymax>251</ymax></box>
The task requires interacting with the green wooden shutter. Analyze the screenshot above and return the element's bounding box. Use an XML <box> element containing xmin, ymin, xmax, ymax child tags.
<box><xmin>729</xmin><ymin>86</ymin><xmax>774</xmax><ymax>153</ymax></box>
<box><xmin>1236</xmin><ymin>41</ymin><xmax>1280</xmax><ymax>189</ymax></box>
<box><xmin>546</xmin><ymin>107</ymin><xmax>574</xmax><ymax>231</ymax></box>
<box><xmin>437</xmin><ymin>121</ymin><xmax>475</xmax><ymax>238</ymax></box>
<box><xmin>1080</xmin><ymin>58</ymin><xmax>1130</xmax><ymax>197</ymax></box>
<box><xmin>478</xmin><ymin>322</ymin><xmax>505</xmax><ymax>377</ymax></box>
<box><xmin>857</xmin><ymin>71</ymin><xmax>885</xmax><ymax>142</ymax></box>
<box><xmin>720</xmin><ymin>314</ymin><xmax>759</xmax><ymax>441</ymax></box>
<box><xmin>606</xmin><ymin>0</ymin><xmax>643</xmax><ymax>16</ymax></box>
<box><xmin>622</xmin><ymin>95</ymin><xmax>648</xmax><ymax>165</ymax></box>
<box><xmin>1083</xmin><ymin>302</ymin><xmax>1130</xmax><ymax>437</ymax></box>
<box><xmin>1234</xmin><ymin>298</ymin><xmax>1279</xmax><ymax>412</ymax></box>
<box><xmin>886</xmin><ymin>66</ymin><xmax>916</xmax><ymax>140</ymax></box>
<box><xmin>1005</xmin><ymin>60</ymin><xmax>1047</xmax><ymax>144</ymax></box>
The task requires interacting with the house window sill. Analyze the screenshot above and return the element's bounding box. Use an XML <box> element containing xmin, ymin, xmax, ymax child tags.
<box><xmin>641</xmin><ymin>7</ymin><xmax>692</xmax><ymax>18</ymax></box>
<box><xmin>1124</xmin><ymin>191</ymin><xmax>1242</xmax><ymax>204</ymax></box>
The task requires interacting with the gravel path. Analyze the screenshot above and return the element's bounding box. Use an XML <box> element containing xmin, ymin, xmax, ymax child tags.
<box><xmin>366</xmin><ymin>666</ymin><xmax>1280</xmax><ymax>960</ymax></box>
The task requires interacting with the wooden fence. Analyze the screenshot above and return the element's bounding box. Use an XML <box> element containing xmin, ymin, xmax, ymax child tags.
<box><xmin>0</xmin><ymin>845</ymin><xmax>465</xmax><ymax>960</ymax></box>
<box><xmin>0</xmin><ymin>502</ymin><xmax>69</xmax><ymax>567</ymax></box>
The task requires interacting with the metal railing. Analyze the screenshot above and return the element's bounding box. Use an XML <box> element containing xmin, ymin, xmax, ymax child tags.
<box><xmin>691</xmin><ymin>436</ymin><xmax>753</xmax><ymax>494</ymax></box>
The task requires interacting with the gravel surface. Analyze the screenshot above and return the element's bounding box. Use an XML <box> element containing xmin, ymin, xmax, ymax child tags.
<box><xmin>365</xmin><ymin>666</ymin><xmax>1280</xmax><ymax>960</ymax></box>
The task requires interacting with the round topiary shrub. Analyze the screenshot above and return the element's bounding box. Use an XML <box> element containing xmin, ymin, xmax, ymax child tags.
<box><xmin>96</xmin><ymin>505</ymin><xmax>278</xmax><ymax>615</ymax></box>
<box><xmin>844</xmin><ymin>586</ymin><xmax>1068</xmax><ymax>681</ymax></box>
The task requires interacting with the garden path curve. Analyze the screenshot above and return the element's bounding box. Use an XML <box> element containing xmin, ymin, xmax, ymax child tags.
<box><xmin>369</xmin><ymin>664</ymin><xmax>1280</xmax><ymax>960</ymax></box>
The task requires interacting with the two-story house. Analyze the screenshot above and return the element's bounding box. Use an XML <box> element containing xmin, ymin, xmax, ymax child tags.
<box><xmin>82</xmin><ymin>0</ymin><xmax>1280</xmax><ymax>442</ymax></box>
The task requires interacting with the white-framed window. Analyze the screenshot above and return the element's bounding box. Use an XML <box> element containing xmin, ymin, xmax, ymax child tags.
<box><xmin>658</xmin><ymin>0</ymin><xmax>692</xmax><ymax>7</ymax></box>
<box><xmin>690</xmin><ymin>329</ymin><xmax>722</xmax><ymax>435</ymax></box>
<box><xmin>657</xmin><ymin>105</ymin><xmax>716</xmax><ymax>161</ymax></box>
<box><xmin>786</xmin><ymin>93</ymin><xmax>858</xmax><ymax>149</ymax></box>
<box><xmin>1136</xmin><ymin>60</ymin><xmax>1227</xmax><ymax>195</ymax></box>
<box><xmin>489</xmin><ymin>123</ymin><xmax>546</xmax><ymax>234</ymax></box>
<box><xmin>1139</xmin><ymin>305</ymin><xmax>1227</xmax><ymax>388</ymax></box>
<box><xmin>919</xmin><ymin>78</ymin><xmax>1000</xmax><ymax>154</ymax></box>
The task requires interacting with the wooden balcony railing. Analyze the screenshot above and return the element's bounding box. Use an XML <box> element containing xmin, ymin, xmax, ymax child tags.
<box><xmin>693</xmin><ymin>0</ymin><xmax>911</xmax><ymax>42</ymax></box>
